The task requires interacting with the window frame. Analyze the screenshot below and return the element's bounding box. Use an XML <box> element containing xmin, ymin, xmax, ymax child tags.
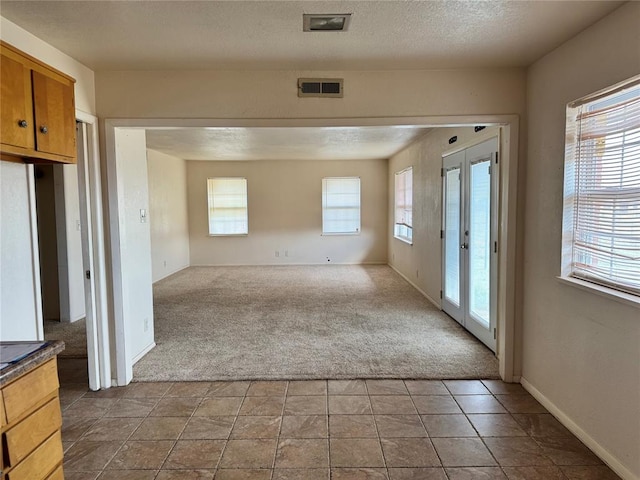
<box><xmin>394</xmin><ymin>166</ymin><xmax>413</xmax><ymax>244</ymax></box>
<box><xmin>207</xmin><ymin>177</ymin><xmax>249</xmax><ymax>236</ymax></box>
<box><xmin>560</xmin><ymin>75</ymin><xmax>640</xmax><ymax>303</ymax></box>
<box><xmin>321</xmin><ymin>176</ymin><xmax>361</xmax><ymax>235</ymax></box>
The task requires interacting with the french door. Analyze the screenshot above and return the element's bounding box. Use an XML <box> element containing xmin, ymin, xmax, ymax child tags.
<box><xmin>442</xmin><ymin>137</ymin><xmax>498</xmax><ymax>352</ymax></box>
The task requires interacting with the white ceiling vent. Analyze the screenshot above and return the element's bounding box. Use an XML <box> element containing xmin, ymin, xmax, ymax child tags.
<box><xmin>298</xmin><ymin>78</ymin><xmax>343</xmax><ymax>98</ymax></box>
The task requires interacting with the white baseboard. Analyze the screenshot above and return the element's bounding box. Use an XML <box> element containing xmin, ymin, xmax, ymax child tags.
<box><xmin>132</xmin><ymin>342</ymin><xmax>156</xmax><ymax>365</ymax></box>
<box><xmin>388</xmin><ymin>264</ymin><xmax>441</xmax><ymax>309</ymax></box>
<box><xmin>153</xmin><ymin>264</ymin><xmax>189</xmax><ymax>284</ymax></box>
<box><xmin>520</xmin><ymin>377</ymin><xmax>637</xmax><ymax>480</ymax></box>
<box><xmin>191</xmin><ymin>262</ymin><xmax>388</xmax><ymax>267</ymax></box>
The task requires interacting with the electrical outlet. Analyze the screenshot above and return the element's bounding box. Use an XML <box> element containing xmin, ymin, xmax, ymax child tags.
<box><xmin>143</xmin><ymin>318</ymin><xmax>149</xmax><ymax>332</ymax></box>
<box><xmin>275</xmin><ymin>251</ymin><xmax>279</xmax><ymax>257</ymax></box>
<box><xmin>76</xmin><ymin>220</ymin><xmax>81</xmax><ymax>231</ymax></box>
<box><xmin>140</xmin><ymin>209</ymin><xmax>147</xmax><ymax>223</ymax></box>
<box><xmin>285</xmin><ymin>250</ymin><xmax>288</xmax><ymax>257</ymax></box>
<box><xmin>416</xmin><ymin>269</ymin><xmax>419</xmax><ymax>278</ymax></box>
<box><xmin>163</xmin><ymin>260</ymin><xmax>167</xmax><ymax>267</ymax></box>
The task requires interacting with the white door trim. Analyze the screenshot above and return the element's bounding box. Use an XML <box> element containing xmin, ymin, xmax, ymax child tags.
<box><xmin>104</xmin><ymin>115</ymin><xmax>520</xmax><ymax>383</ymax></box>
<box><xmin>76</xmin><ymin>110</ymin><xmax>111</xmax><ymax>390</ymax></box>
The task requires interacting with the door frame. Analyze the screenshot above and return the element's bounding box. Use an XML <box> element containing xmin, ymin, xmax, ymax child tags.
<box><xmin>105</xmin><ymin>115</ymin><xmax>521</xmax><ymax>383</ymax></box>
<box><xmin>442</xmin><ymin>135</ymin><xmax>500</xmax><ymax>352</ymax></box>
<box><xmin>76</xmin><ymin>111</ymin><xmax>111</xmax><ymax>390</ymax></box>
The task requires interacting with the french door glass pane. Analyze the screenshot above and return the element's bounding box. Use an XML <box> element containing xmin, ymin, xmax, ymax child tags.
<box><xmin>469</xmin><ymin>160</ymin><xmax>491</xmax><ymax>326</ymax></box>
<box><xmin>444</xmin><ymin>168</ymin><xmax>461</xmax><ymax>305</ymax></box>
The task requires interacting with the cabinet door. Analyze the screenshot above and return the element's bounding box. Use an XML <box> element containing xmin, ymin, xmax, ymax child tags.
<box><xmin>32</xmin><ymin>70</ymin><xmax>76</xmax><ymax>158</ymax></box>
<box><xmin>0</xmin><ymin>53</ymin><xmax>34</xmax><ymax>150</ymax></box>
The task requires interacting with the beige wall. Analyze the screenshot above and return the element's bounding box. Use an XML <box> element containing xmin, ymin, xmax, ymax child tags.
<box><xmin>187</xmin><ymin>159</ymin><xmax>388</xmax><ymax>265</ymax></box>
<box><xmin>388</xmin><ymin>127</ymin><xmax>501</xmax><ymax>305</ymax></box>
<box><xmin>95</xmin><ymin>69</ymin><xmax>525</xmax><ymax>119</ymax></box>
<box><xmin>147</xmin><ymin>149</ymin><xmax>190</xmax><ymax>283</ymax></box>
<box><xmin>523</xmin><ymin>3</ymin><xmax>640</xmax><ymax>478</ymax></box>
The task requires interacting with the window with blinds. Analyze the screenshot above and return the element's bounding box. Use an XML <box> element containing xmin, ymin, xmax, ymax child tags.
<box><xmin>562</xmin><ymin>76</ymin><xmax>640</xmax><ymax>296</ymax></box>
<box><xmin>322</xmin><ymin>177</ymin><xmax>361</xmax><ymax>234</ymax></box>
<box><xmin>394</xmin><ymin>167</ymin><xmax>413</xmax><ymax>243</ymax></box>
<box><xmin>207</xmin><ymin>177</ymin><xmax>248</xmax><ymax>235</ymax></box>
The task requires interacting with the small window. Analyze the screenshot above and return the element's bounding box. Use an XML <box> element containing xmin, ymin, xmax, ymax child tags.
<box><xmin>207</xmin><ymin>177</ymin><xmax>248</xmax><ymax>235</ymax></box>
<box><xmin>561</xmin><ymin>76</ymin><xmax>640</xmax><ymax>296</ymax></box>
<box><xmin>322</xmin><ymin>177</ymin><xmax>361</xmax><ymax>234</ymax></box>
<box><xmin>394</xmin><ymin>167</ymin><xmax>413</xmax><ymax>243</ymax></box>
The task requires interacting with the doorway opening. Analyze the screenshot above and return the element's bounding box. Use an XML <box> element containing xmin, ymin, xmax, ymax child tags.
<box><xmin>106</xmin><ymin>116</ymin><xmax>520</xmax><ymax>385</ymax></box>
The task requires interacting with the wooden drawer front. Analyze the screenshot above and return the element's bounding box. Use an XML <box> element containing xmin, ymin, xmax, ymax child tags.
<box><xmin>2</xmin><ymin>359</ymin><xmax>59</xmax><ymax>424</ymax></box>
<box><xmin>6</xmin><ymin>430</ymin><xmax>62</xmax><ymax>480</ymax></box>
<box><xmin>4</xmin><ymin>398</ymin><xmax>61</xmax><ymax>467</ymax></box>
<box><xmin>45</xmin><ymin>464</ymin><xmax>64</xmax><ymax>480</ymax></box>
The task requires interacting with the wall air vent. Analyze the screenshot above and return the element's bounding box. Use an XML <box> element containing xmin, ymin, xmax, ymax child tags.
<box><xmin>298</xmin><ymin>78</ymin><xmax>344</xmax><ymax>98</ymax></box>
<box><xmin>303</xmin><ymin>14</ymin><xmax>351</xmax><ymax>32</ymax></box>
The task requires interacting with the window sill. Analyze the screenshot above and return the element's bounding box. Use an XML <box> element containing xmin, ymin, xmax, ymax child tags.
<box><xmin>556</xmin><ymin>276</ymin><xmax>640</xmax><ymax>308</ymax></box>
<box><xmin>208</xmin><ymin>234</ymin><xmax>248</xmax><ymax>237</ymax></box>
<box><xmin>394</xmin><ymin>236</ymin><xmax>413</xmax><ymax>246</ymax></box>
<box><xmin>322</xmin><ymin>232</ymin><xmax>360</xmax><ymax>236</ymax></box>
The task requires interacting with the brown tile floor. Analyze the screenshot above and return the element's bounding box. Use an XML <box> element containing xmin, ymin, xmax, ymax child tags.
<box><xmin>58</xmin><ymin>361</ymin><xmax>621</xmax><ymax>480</ymax></box>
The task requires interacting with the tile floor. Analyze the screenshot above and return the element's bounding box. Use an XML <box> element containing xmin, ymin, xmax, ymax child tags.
<box><xmin>58</xmin><ymin>362</ymin><xmax>620</xmax><ymax>480</ymax></box>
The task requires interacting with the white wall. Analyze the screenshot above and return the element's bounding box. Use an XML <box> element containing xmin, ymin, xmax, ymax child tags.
<box><xmin>0</xmin><ymin>17</ymin><xmax>96</xmax><ymax>339</ymax></box>
<box><xmin>523</xmin><ymin>3</ymin><xmax>640</xmax><ymax>478</ymax></box>
<box><xmin>0</xmin><ymin>162</ymin><xmax>40</xmax><ymax>340</ymax></box>
<box><xmin>111</xmin><ymin>129</ymin><xmax>154</xmax><ymax>377</ymax></box>
<box><xmin>187</xmin><ymin>159</ymin><xmax>388</xmax><ymax>266</ymax></box>
<box><xmin>54</xmin><ymin>165</ymin><xmax>86</xmax><ymax>322</ymax></box>
<box><xmin>147</xmin><ymin>149</ymin><xmax>190</xmax><ymax>282</ymax></box>
<box><xmin>388</xmin><ymin>127</ymin><xmax>500</xmax><ymax>304</ymax></box>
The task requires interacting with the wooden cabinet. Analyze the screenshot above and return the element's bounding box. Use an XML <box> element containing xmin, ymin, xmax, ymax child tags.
<box><xmin>1</xmin><ymin>41</ymin><xmax>76</xmax><ymax>164</ymax></box>
<box><xmin>1</xmin><ymin>358</ymin><xmax>64</xmax><ymax>480</ymax></box>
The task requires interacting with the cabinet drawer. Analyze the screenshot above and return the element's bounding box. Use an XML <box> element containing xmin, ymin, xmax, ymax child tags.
<box><xmin>3</xmin><ymin>397</ymin><xmax>62</xmax><ymax>467</ymax></box>
<box><xmin>2</xmin><ymin>359</ymin><xmax>59</xmax><ymax>424</ymax></box>
<box><xmin>6</xmin><ymin>430</ymin><xmax>62</xmax><ymax>480</ymax></box>
<box><xmin>45</xmin><ymin>464</ymin><xmax>64</xmax><ymax>480</ymax></box>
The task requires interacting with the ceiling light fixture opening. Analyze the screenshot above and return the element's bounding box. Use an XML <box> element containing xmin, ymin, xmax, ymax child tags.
<box><xmin>303</xmin><ymin>14</ymin><xmax>351</xmax><ymax>32</ymax></box>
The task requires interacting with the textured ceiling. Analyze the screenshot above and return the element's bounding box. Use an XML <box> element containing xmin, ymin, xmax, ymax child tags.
<box><xmin>0</xmin><ymin>1</ymin><xmax>623</xmax><ymax>71</ymax></box>
<box><xmin>145</xmin><ymin>126</ymin><xmax>431</xmax><ymax>161</ymax></box>
<box><xmin>1</xmin><ymin>1</ymin><xmax>622</xmax><ymax>161</ymax></box>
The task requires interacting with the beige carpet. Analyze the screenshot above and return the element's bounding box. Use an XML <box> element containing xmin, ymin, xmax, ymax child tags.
<box><xmin>133</xmin><ymin>265</ymin><xmax>498</xmax><ymax>381</ymax></box>
<box><xmin>44</xmin><ymin>318</ymin><xmax>87</xmax><ymax>357</ymax></box>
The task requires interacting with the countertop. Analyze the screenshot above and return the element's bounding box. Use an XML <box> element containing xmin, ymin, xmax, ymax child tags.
<box><xmin>0</xmin><ymin>340</ymin><xmax>65</xmax><ymax>387</ymax></box>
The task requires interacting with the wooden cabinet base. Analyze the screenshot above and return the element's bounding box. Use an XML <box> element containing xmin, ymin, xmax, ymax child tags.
<box><xmin>1</xmin><ymin>357</ymin><xmax>64</xmax><ymax>480</ymax></box>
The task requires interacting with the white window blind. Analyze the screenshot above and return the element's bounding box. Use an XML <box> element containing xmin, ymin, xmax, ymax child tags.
<box><xmin>207</xmin><ymin>177</ymin><xmax>248</xmax><ymax>235</ymax></box>
<box><xmin>322</xmin><ymin>177</ymin><xmax>361</xmax><ymax>234</ymax></box>
<box><xmin>562</xmin><ymin>77</ymin><xmax>640</xmax><ymax>296</ymax></box>
<box><xmin>394</xmin><ymin>167</ymin><xmax>413</xmax><ymax>242</ymax></box>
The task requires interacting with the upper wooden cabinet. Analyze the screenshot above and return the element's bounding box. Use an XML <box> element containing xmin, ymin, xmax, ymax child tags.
<box><xmin>1</xmin><ymin>41</ymin><xmax>77</xmax><ymax>164</ymax></box>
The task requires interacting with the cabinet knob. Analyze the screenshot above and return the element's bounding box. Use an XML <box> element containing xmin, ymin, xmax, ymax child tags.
<box><xmin>18</xmin><ymin>120</ymin><xmax>28</xmax><ymax>128</ymax></box>
<box><xmin>40</xmin><ymin>126</ymin><xmax>48</xmax><ymax>134</ymax></box>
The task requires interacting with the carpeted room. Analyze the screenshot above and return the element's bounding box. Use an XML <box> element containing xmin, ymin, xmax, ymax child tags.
<box><xmin>130</xmin><ymin>126</ymin><xmax>501</xmax><ymax>382</ymax></box>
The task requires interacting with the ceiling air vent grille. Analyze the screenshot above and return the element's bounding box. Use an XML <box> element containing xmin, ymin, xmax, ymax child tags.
<box><xmin>298</xmin><ymin>78</ymin><xmax>343</xmax><ymax>98</ymax></box>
